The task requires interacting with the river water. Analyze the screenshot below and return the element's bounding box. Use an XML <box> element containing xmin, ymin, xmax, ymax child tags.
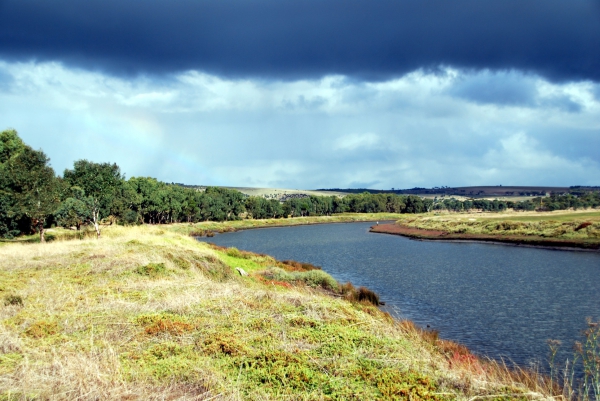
<box><xmin>197</xmin><ymin>221</ymin><xmax>600</xmax><ymax>369</ymax></box>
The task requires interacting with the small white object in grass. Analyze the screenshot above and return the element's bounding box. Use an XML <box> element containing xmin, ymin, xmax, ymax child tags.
<box><xmin>235</xmin><ymin>267</ymin><xmax>248</xmax><ymax>276</ymax></box>
<box><xmin>469</xmin><ymin>218</ymin><xmax>476</xmax><ymax>221</ymax></box>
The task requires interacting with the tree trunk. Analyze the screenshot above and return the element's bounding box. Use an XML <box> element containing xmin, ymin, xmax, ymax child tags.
<box><xmin>93</xmin><ymin>210</ymin><xmax>101</xmax><ymax>239</ymax></box>
<box><xmin>39</xmin><ymin>219</ymin><xmax>45</xmax><ymax>243</ymax></box>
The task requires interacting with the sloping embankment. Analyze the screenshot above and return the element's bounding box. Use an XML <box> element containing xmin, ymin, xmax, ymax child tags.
<box><xmin>0</xmin><ymin>224</ymin><xmax>557</xmax><ymax>400</ymax></box>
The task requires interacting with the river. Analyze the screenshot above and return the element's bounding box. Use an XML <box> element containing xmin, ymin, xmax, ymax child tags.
<box><xmin>197</xmin><ymin>221</ymin><xmax>600</xmax><ymax>370</ymax></box>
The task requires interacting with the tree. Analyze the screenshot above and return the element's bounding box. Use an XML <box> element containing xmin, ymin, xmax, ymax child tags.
<box><xmin>3</xmin><ymin>145</ymin><xmax>60</xmax><ymax>242</ymax></box>
<box><xmin>0</xmin><ymin>129</ymin><xmax>26</xmax><ymax>238</ymax></box>
<box><xmin>54</xmin><ymin>187</ymin><xmax>90</xmax><ymax>230</ymax></box>
<box><xmin>63</xmin><ymin>160</ymin><xmax>124</xmax><ymax>238</ymax></box>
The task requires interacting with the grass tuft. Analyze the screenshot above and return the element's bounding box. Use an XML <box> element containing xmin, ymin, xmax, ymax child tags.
<box><xmin>135</xmin><ymin>262</ymin><xmax>167</xmax><ymax>278</ymax></box>
<box><xmin>3</xmin><ymin>294</ymin><xmax>23</xmax><ymax>307</ymax></box>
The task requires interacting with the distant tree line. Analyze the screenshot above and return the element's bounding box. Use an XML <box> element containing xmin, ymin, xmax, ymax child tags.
<box><xmin>1</xmin><ymin>129</ymin><xmax>599</xmax><ymax>240</ymax></box>
<box><xmin>430</xmin><ymin>193</ymin><xmax>600</xmax><ymax>212</ymax></box>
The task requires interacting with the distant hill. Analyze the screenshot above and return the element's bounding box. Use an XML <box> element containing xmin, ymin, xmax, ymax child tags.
<box><xmin>174</xmin><ymin>185</ymin><xmax>347</xmax><ymax>201</ymax></box>
<box><xmin>176</xmin><ymin>184</ymin><xmax>599</xmax><ymax>199</ymax></box>
<box><xmin>317</xmin><ymin>186</ymin><xmax>599</xmax><ymax>197</ymax></box>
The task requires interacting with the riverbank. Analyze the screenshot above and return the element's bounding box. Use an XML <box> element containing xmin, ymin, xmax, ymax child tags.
<box><xmin>169</xmin><ymin>213</ymin><xmax>404</xmax><ymax>237</ymax></box>
<box><xmin>0</xmin><ymin>214</ymin><xmax>404</xmax><ymax>246</ymax></box>
<box><xmin>0</xmin><ymin>223</ymin><xmax>555</xmax><ymax>400</ymax></box>
<box><xmin>371</xmin><ymin>210</ymin><xmax>600</xmax><ymax>251</ymax></box>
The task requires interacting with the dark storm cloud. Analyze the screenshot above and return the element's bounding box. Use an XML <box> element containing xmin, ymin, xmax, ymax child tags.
<box><xmin>1</xmin><ymin>0</ymin><xmax>599</xmax><ymax>82</ymax></box>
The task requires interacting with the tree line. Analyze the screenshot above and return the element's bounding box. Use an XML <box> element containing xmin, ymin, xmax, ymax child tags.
<box><xmin>1</xmin><ymin>129</ymin><xmax>598</xmax><ymax>241</ymax></box>
<box><xmin>430</xmin><ymin>193</ymin><xmax>600</xmax><ymax>213</ymax></box>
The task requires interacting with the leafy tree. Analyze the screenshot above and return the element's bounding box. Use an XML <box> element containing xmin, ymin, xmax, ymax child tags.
<box><xmin>63</xmin><ymin>160</ymin><xmax>124</xmax><ymax>238</ymax></box>
<box><xmin>245</xmin><ymin>196</ymin><xmax>267</xmax><ymax>219</ymax></box>
<box><xmin>266</xmin><ymin>198</ymin><xmax>284</xmax><ymax>218</ymax></box>
<box><xmin>2</xmin><ymin>145</ymin><xmax>60</xmax><ymax>242</ymax></box>
<box><xmin>54</xmin><ymin>187</ymin><xmax>90</xmax><ymax>230</ymax></box>
<box><xmin>0</xmin><ymin>129</ymin><xmax>27</xmax><ymax>238</ymax></box>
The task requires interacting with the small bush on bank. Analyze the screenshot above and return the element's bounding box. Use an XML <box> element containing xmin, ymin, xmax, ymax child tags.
<box><xmin>340</xmin><ymin>282</ymin><xmax>380</xmax><ymax>306</ymax></box>
<box><xmin>299</xmin><ymin>270</ymin><xmax>338</xmax><ymax>290</ymax></box>
<box><xmin>282</xmin><ymin>259</ymin><xmax>321</xmax><ymax>271</ymax></box>
<box><xmin>260</xmin><ymin>267</ymin><xmax>338</xmax><ymax>291</ymax></box>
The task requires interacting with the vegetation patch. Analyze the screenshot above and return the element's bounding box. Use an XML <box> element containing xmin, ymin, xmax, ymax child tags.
<box><xmin>24</xmin><ymin>321</ymin><xmax>59</xmax><ymax>338</ymax></box>
<box><xmin>341</xmin><ymin>282</ymin><xmax>381</xmax><ymax>306</ymax></box>
<box><xmin>166</xmin><ymin>252</ymin><xmax>191</xmax><ymax>269</ymax></box>
<box><xmin>260</xmin><ymin>267</ymin><xmax>339</xmax><ymax>291</ymax></box>
<box><xmin>136</xmin><ymin>313</ymin><xmax>195</xmax><ymax>336</ymax></box>
<box><xmin>3</xmin><ymin>294</ymin><xmax>23</xmax><ymax>307</ymax></box>
<box><xmin>135</xmin><ymin>262</ymin><xmax>167</xmax><ymax>278</ymax></box>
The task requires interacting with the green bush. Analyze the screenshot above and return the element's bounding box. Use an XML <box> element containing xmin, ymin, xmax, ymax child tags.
<box><xmin>261</xmin><ymin>267</ymin><xmax>338</xmax><ymax>291</ymax></box>
<box><xmin>300</xmin><ymin>270</ymin><xmax>338</xmax><ymax>290</ymax></box>
<box><xmin>226</xmin><ymin>247</ymin><xmax>242</xmax><ymax>258</ymax></box>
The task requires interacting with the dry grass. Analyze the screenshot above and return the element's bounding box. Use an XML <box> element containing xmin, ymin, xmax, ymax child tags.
<box><xmin>395</xmin><ymin>210</ymin><xmax>600</xmax><ymax>243</ymax></box>
<box><xmin>0</xmin><ymin>224</ymin><xmax>559</xmax><ymax>400</ymax></box>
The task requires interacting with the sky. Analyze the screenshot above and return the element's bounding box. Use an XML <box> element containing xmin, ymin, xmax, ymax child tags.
<box><xmin>1</xmin><ymin>0</ymin><xmax>599</xmax><ymax>189</ymax></box>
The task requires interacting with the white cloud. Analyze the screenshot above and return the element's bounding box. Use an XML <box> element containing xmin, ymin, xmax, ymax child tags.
<box><xmin>334</xmin><ymin>133</ymin><xmax>381</xmax><ymax>151</ymax></box>
<box><xmin>0</xmin><ymin>60</ymin><xmax>598</xmax><ymax>188</ymax></box>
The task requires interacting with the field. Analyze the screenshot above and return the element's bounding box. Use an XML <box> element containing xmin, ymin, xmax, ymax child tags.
<box><xmin>0</xmin><ymin>218</ymin><xmax>559</xmax><ymax>400</ymax></box>
<box><xmin>372</xmin><ymin>209</ymin><xmax>600</xmax><ymax>250</ymax></box>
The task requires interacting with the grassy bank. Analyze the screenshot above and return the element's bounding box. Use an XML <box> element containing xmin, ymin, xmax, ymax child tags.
<box><xmin>372</xmin><ymin>210</ymin><xmax>600</xmax><ymax>250</ymax></box>
<box><xmin>0</xmin><ymin>223</ymin><xmax>557</xmax><ymax>400</ymax></box>
<box><xmin>0</xmin><ymin>213</ymin><xmax>404</xmax><ymax>247</ymax></box>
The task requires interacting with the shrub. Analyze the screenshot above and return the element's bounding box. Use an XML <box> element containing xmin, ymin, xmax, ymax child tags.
<box><xmin>282</xmin><ymin>260</ymin><xmax>321</xmax><ymax>271</ymax></box>
<box><xmin>260</xmin><ymin>267</ymin><xmax>338</xmax><ymax>291</ymax></box>
<box><xmin>340</xmin><ymin>282</ymin><xmax>381</xmax><ymax>306</ymax></box>
<box><xmin>355</xmin><ymin>287</ymin><xmax>380</xmax><ymax>306</ymax></box>
<box><xmin>300</xmin><ymin>270</ymin><xmax>338</xmax><ymax>290</ymax></box>
<box><xmin>123</xmin><ymin>210</ymin><xmax>139</xmax><ymax>225</ymax></box>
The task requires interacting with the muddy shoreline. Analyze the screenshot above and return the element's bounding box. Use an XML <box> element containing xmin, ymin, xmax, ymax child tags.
<box><xmin>370</xmin><ymin>223</ymin><xmax>600</xmax><ymax>252</ymax></box>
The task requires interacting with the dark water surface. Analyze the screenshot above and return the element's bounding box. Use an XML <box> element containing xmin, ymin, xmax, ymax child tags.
<box><xmin>198</xmin><ymin>222</ymin><xmax>600</xmax><ymax>368</ymax></box>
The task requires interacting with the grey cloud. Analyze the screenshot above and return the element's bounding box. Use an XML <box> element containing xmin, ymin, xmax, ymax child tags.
<box><xmin>0</xmin><ymin>68</ymin><xmax>13</xmax><ymax>92</ymax></box>
<box><xmin>0</xmin><ymin>0</ymin><xmax>599</xmax><ymax>82</ymax></box>
<box><xmin>594</xmin><ymin>85</ymin><xmax>600</xmax><ymax>101</ymax></box>
<box><xmin>539</xmin><ymin>96</ymin><xmax>582</xmax><ymax>113</ymax></box>
<box><xmin>447</xmin><ymin>71</ymin><xmax>538</xmax><ymax>106</ymax></box>
<box><xmin>280</xmin><ymin>95</ymin><xmax>327</xmax><ymax>111</ymax></box>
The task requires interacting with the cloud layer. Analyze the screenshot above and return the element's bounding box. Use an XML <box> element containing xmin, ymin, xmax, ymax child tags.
<box><xmin>1</xmin><ymin>0</ymin><xmax>599</xmax><ymax>82</ymax></box>
<box><xmin>1</xmin><ymin>61</ymin><xmax>598</xmax><ymax>188</ymax></box>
